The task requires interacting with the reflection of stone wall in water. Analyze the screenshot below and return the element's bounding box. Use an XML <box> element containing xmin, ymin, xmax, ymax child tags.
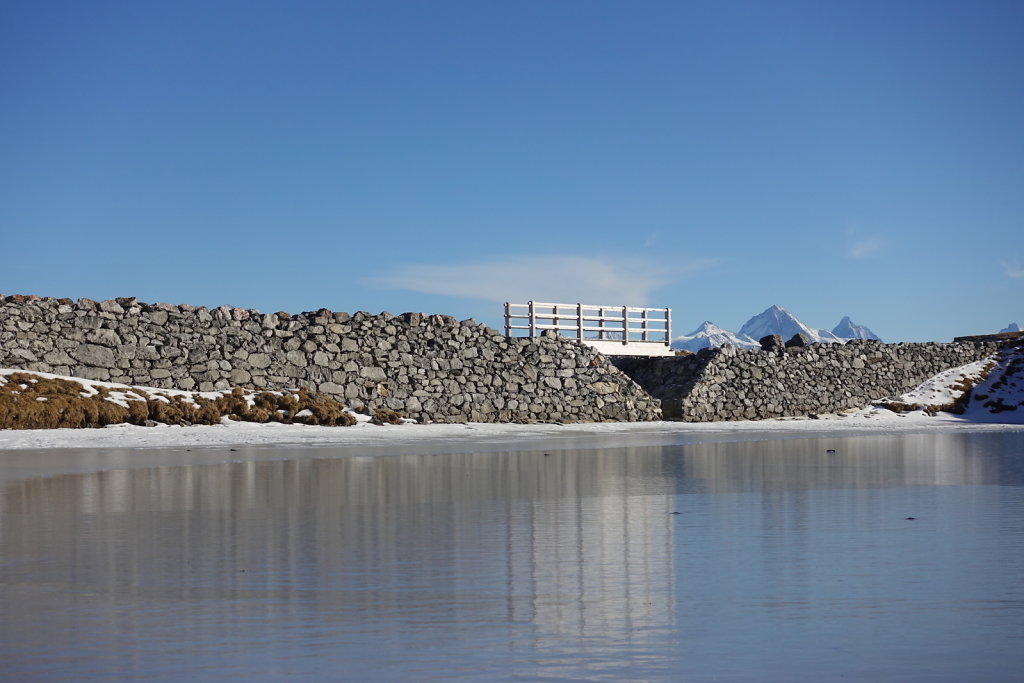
<box><xmin>612</xmin><ymin>339</ymin><xmax>1000</xmax><ymax>422</ymax></box>
<box><xmin>0</xmin><ymin>295</ymin><xmax>660</xmax><ymax>424</ymax></box>
<box><xmin>2</xmin><ymin>451</ymin><xmax>678</xmax><ymax>640</ymax></box>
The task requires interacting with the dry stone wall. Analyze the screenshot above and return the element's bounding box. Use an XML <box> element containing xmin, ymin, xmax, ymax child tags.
<box><xmin>612</xmin><ymin>339</ymin><xmax>1001</xmax><ymax>422</ymax></box>
<box><xmin>0</xmin><ymin>295</ymin><xmax>661</xmax><ymax>424</ymax></box>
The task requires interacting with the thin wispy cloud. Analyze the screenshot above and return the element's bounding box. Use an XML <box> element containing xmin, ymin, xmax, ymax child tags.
<box><xmin>845</xmin><ymin>227</ymin><xmax>884</xmax><ymax>260</ymax></box>
<box><xmin>364</xmin><ymin>254</ymin><xmax>718</xmax><ymax>305</ymax></box>
<box><xmin>1002</xmin><ymin>257</ymin><xmax>1024</xmax><ymax>279</ymax></box>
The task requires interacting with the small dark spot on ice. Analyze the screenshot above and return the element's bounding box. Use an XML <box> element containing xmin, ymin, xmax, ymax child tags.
<box><xmin>826</xmin><ymin>449</ymin><xmax>836</xmax><ymax>453</ymax></box>
<box><xmin>671</xmin><ymin>511</ymin><xmax>681</xmax><ymax>515</ymax></box>
<box><xmin>905</xmin><ymin>517</ymin><xmax>916</xmax><ymax>520</ymax></box>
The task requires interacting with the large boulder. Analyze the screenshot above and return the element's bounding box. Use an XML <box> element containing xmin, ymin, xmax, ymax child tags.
<box><xmin>785</xmin><ymin>333</ymin><xmax>810</xmax><ymax>348</ymax></box>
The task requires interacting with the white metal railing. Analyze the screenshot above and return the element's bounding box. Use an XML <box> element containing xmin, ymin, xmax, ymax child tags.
<box><xmin>504</xmin><ymin>301</ymin><xmax>672</xmax><ymax>354</ymax></box>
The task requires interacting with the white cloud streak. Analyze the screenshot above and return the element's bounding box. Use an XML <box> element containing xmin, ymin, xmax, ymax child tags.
<box><xmin>1002</xmin><ymin>257</ymin><xmax>1024</xmax><ymax>279</ymax></box>
<box><xmin>845</xmin><ymin>228</ymin><xmax>884</xmax><ymax>260</ymax></box>
<box><xmin>364</xmin><ymin>254</ymin><xmax>717</xmax><ymax>305</ymax></box>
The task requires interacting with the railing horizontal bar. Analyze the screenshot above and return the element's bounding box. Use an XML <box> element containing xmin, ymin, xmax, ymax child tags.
<box><xmin>509</xmin><ymin>321</ymin><xmax>668</xmax><ymax>329</ymax></box>
<box><xmin>509</xmin><ymin>324</ymin><xmax>668</xmax><ymax>332</ymax></box>
<box><xmin>581</xmin><ymin>317</ymin><xmax>668</xmax><ymax>324</ymax></box>
<box><xmin>524</xmin><ymin>299</ymin><xmax>667</xmax><ymax>309</ymax></box>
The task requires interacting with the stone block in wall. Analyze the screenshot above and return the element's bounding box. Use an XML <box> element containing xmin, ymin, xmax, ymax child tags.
<box><xmin>72</xmin><ymin>343</ymin><xmax>116</xmax><ymax>368</ymax></box>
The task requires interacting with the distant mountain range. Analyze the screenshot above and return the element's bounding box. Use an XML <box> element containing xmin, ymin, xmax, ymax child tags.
<box><xmin>1001</xmin><ymin>322</ymin><xmax>1021</xmax><ymax>333</ymax></box>
<box><xmin>672</xmin><ymin>305</ymin><xmax>881</xmax><ymax>352</ymax></box>
<box><xmin>672</xmin><ymin>321</ymin><xmax>760</xmax><ymax>352</ymax></box>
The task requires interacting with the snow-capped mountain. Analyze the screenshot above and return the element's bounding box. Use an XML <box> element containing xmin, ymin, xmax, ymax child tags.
<box><xmin>1000</xmin><ymin>322</ymin><xmax>1021</xmax><ymax>333</ymax></box>
<box><xmin>674</xmin><ymin>305</ymin><xmax>882</xmax><ymax>350</ymax></box>
<box><xmin>672</xmin><ymin>321</ymin><xmax>759</xmax><ymax>352</ymax></box>
<box><xmin>832</xmin><ymin>316</ymin><xmax>882</xmax><ymax>341</ymax></box>
<box><xmin>737</xmin><ymin>305</ymin><xmax>842</xmax><ymax>345</ymax></box>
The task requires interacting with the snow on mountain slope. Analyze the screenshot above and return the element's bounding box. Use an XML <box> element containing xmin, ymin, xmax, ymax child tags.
<box><xmin>833</xmin><ymin>316</ymin><xmax>882</xmax><ymax>341</ymax></box>
<box><xmin>737</xmin><ymin>305</ymin><xmax>841</xmax><ymax>344</ymax></box>
<box><xmin>816</xmin><ymin>328</ymin><xmax>845</xmax><ymax>343</ymax></box>
<box><xmin>671</xmin><ymin>321</ymin><xmax>759</xmax><ymax>351</ymax></box>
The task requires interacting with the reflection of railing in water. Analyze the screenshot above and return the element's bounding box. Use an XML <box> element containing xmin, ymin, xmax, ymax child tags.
<box><xmin>4</xmin><ymin>450</ymin><xmax>678</xmax><ymax>640</ymax></box>
<box><xmin>504</xmin><ymin>301</ymin><xmax>673</xmax><ymax>356</ymax></box>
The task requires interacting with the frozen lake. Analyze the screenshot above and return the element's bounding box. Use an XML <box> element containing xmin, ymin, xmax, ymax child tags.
<box><xmin>2</xmin><ymin>430</ymin><xmax>1023</xmax><ymax>681</ymax></box>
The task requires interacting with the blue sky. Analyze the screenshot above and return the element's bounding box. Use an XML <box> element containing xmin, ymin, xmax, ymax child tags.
<box><xmin>2</xmin><ymin>0</ymin><xmax>1021</xmax><ymax>342</ymax></box>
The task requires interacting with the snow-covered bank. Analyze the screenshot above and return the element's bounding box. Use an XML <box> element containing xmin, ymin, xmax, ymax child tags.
<box><xmin>2</xmin><ymin>384</ymin><xmax>1022</xmax><ymax>486</ymax></box>
<box><xmin>1</xmin><ymin>404</ymin><xmax>1021</xmax><ymax>453</ymax></box>
<box><xmin>2</xmin><ymin>345</ymin><xmax>1022</xmax><ymax>452</ymax></box>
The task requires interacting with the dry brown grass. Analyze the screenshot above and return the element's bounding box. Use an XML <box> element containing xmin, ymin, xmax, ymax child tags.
<box><xmin>371</xmin><ymin>408</ymin><xmax>403</xmax><ymax>425</ymax></box>
<box><xmin>0</xmin><ymin>374</ymin><xmax>359</xmax><ymax>430</ymax></box>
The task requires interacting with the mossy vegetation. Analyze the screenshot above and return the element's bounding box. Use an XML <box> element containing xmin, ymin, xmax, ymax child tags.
<box><xmin>0</xmin><ymin>373</ymin><xmax>364</xmax><ymax>430</ymax></box>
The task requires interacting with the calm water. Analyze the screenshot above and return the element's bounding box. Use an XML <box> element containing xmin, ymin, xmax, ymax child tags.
<box><xmin>2</xmin><ymin>431</ymin><xmax>1023</xmax><ymax>681</ymax></box>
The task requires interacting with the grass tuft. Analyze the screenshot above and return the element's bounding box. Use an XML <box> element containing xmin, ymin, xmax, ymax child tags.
<box><xmin>0</xmin><ymin>373</ymin><xmax>359</xmax><ymax>430</ymax></box>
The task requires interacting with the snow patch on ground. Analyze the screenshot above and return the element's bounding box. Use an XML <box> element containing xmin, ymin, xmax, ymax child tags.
<box><xmin>857</xmin><ymin>345</ymin><xmax>1023</xmax><ymax>423</ymax></box>
<box><xmin>2</xmin><ymin>368</ymin><xmax>270</xmax><ymax>405</ymax></box>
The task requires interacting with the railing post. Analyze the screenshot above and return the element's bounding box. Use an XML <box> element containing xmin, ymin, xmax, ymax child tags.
<box><xmin>622</xmin><ymin>305</ymin><xmax>629</xmax><ymax>345</ymax></box>
<box><xmin>665</xmin><ymin>307</ymin><xmax>671</xmax><ymax>347</ymax></box>
<box><xmin>528</xmin><ymin>300</ymin><xmax>536</xmax><ymax>338</ymax></box>
<box><xmin>504</xmin><ymin>302</ymin><xmax>510</xmax><ymax>337</ymax></box>
<box><xmin>576</xmin><ymin>303</ymin><xmax>583</xmax><ymax>340</ymax></box>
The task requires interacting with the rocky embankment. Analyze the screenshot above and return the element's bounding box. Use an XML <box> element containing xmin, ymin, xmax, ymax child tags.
<box><xmin>0</xmin><ymin>295</ymin><xmax>661</xmax><ymax>424</ymax></box>
<box><xmin>613</xmin><ymin>337</ymin><xmax>1002</xmax><ymax>422</ymax></box>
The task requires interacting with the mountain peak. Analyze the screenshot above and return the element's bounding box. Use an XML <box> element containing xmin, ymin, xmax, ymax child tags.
<box><xmin>739</xmin><ymin>305</ymin><xmax>820</xmax><ymax>343</ymax></box>
<box><xmin>833</xmin><ymin>316</ymin><xmax>882</xmax><ymax>341</ymax></box>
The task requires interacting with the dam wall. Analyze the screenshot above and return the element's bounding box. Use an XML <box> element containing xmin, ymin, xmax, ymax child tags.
<box><xmin>0</xmin><ymin>295</ymin><xmax>661</xmax><ymax>424</ymax></box>
<box><xmin>1</xmin><ymin>294</ymin><xmax>1005</xmax><ymax>425</ymax></box>
<box><xmin>611</xmin><ymin>338</ymin><xmax>1000</xmax><ymax>422</ymax></box>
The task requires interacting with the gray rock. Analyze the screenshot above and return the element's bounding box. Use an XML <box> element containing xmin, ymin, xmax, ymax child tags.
<box><xmin>249</xmin><ymin>353</ymin><xmax>272</xmax><ymax>369</ymax></box>
<box><xmin>72</xmin><ymin>343</ymin><xmax>116</xmax><ymax>368</ymax></box>
<box><xmin>359</xmin><ymin>366</ymin><xmax>387</xmax><ymax>382</ymax></box>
